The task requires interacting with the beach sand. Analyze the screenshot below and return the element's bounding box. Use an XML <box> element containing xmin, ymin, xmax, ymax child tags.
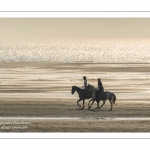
<box><xmin>0</xmin><ymin>62</ymin><xmax>150</xmax><ymax>132</ymax></box>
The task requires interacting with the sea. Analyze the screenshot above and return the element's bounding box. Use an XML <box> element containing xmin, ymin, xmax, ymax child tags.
<box><xmin>0</xmin><ymin>38</ymin><xmax>150</xmax><ymax>63</ymax></box>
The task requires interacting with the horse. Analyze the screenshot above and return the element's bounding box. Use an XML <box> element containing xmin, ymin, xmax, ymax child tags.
<box><xmin>71</xmin><ymin>85</ymin><xmax>97</xmax><ymax>109</ymax></box>
<box><xmin>88</xmin><ymin>91</ymin><xmax>116</xmax><ymax>111</ymax></box>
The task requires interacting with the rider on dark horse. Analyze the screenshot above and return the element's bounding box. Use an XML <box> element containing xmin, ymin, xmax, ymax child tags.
<box><xmin>83</xmin><ymin>76</ymin><xmax>88</xmax><ymax>98</ymax></box>
<box><xmin>95</xmin><ymin>78</ymin><xmax>104</xmax><ymax>100</ymax></box>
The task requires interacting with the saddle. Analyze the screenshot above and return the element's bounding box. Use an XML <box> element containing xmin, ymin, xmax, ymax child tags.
<box><xmin>82</xmin><ymin>86</ymin><xmax>92</xmax><ymax>97</ymax></box>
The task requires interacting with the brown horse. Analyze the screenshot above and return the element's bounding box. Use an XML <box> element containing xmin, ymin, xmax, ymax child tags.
<box><xmin>71</xmin><ymin>85</ymin><xmax>96</xmax><ymax>109</ymax></box>
<box><xmin>88</xmin><ymin>91</ymin><xmax>116</xmax><ymax>111</ymax></box>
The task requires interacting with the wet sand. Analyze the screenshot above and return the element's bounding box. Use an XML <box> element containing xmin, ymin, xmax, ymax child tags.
<box><xmin>0</xmin><ymin>62</ymin><xmax>150</xmax><ymax>132</ymax></box>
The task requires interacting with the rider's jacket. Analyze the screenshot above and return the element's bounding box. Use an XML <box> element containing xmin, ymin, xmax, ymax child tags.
<box><xmin>84</xmin><ymin>80</ymin><xmax>88</xmax><ymax>89</ymax></box>
<box><xmin>98</xmin><ymin>81</ymin><xmax>104</xmax><ymax>92</ymax></box>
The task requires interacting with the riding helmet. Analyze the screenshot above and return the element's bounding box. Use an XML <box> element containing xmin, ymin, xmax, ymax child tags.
<box><xmin>83</xmin><ymin>76</ymin><xmax>86</xmax><ymax>79</ymax></box>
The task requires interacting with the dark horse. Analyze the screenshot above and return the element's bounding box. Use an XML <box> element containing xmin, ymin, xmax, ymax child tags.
<box><xmin>71</xmin><ymin>85</ymin><xmax>94</xmax><ymax>109</ymax></box>
<box><xmin>88</xmin><ymin>91</ymin><xmax>116</xmax><ymax>111</ymax></box>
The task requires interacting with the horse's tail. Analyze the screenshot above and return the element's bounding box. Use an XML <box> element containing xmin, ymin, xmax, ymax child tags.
<box><xmin>112</xmin><ymin>93</ymin><xmax>116</xmax><ymax>105</ymax></box>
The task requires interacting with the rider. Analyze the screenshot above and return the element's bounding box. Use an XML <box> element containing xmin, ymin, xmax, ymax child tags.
<box><xmin>83</xmin><ymin>76</ymin><xmax>88</xmax><ymax>98</ymax></box>
<box><xmin>95</xmin><ymin>78</ymin><xmax>104</xmax><ymax>100</ymax></box>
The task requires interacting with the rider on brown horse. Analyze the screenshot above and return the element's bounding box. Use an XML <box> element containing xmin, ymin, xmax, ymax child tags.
<box><xmin>95</xmin><ymin>78</ymin><xmax>104</xmax><ymax>100</ymax></box>
<box><xmin>83</xmin><ymin>76</ymin><xmax>88</xmax><ymax>98</ymax></box>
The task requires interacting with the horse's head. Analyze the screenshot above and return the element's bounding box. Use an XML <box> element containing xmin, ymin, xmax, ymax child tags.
<box><xmin>71</xmin><ymin>86</ymin><xmax>75</xmax><ymax>94</ymax></box>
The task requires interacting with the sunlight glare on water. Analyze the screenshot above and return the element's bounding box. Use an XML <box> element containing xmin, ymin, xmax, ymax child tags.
<box><xmin>0</xmin><ymin>38</ymin><xmax>150</xmax><ymax>63</ymax></box>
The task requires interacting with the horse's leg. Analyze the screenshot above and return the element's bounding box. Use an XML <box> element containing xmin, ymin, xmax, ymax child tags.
<box><xmin>99</xmin><ymin>100</ymin><xmax>106</xmax><ymax>109</ymax></box>
<box><xmin>89</xmin><ymin>92</ymin><xmax>96</xmax><ymax>109</ymax></box>
<box><xmin>81</xmin><ymin>99</ymin><xmax>85</xmax><ymax>109</ymax></box>
<box><xmin>88</xmin><ymin>98</ymin><xmax>93</xmax><ymax>109</ymax></box>
<box><xmin>91</xmin><ymin>99</ymin><xmax>95</xmax><ymax>109</ymax></box>
<box><xmin>96</xmin><ymin>101</ymin><xmax>99</xmax><ymax>109</ymax></box>
<box><xmin>77</xmin><ymin>99</ymin><xmax>82</xmax><ymax>107</ymax></box>
<box><xmin>109</xmin><ymin>97</ymin><xmax>113</xmax><ymax>111</ymax></box>
<box><xmin>89</xmin><ymin>99</ymin><xmax>95</xmax><ymax>109</ymax></box>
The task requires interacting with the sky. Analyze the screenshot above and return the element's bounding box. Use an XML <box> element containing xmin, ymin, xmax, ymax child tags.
<box><xmin>0</xmin><ymin>18</ymin><xmax>150</xmax><ymax>39</ymax></box>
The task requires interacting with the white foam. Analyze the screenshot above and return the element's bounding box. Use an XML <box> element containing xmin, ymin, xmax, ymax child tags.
<box><xmin>0</xmin><ymin>117</ymin><xmax>150</xmax><ymax>121</ymax></box>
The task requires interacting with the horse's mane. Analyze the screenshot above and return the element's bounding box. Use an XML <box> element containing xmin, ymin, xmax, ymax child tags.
<box><xmin>74</xmin><ymin>86</ymin><xmax>82</xmax><ymax>90</ymax></box>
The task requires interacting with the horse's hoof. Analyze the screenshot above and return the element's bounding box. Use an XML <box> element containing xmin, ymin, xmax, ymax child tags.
<box><xmin>109</xmin><ymin>109</ymin><xmax>112</xmax><ymax>111</ymax></box>
<box><xmin>88</xmin><ymin>106</ymin><xmax>91</xmax><ymax>109</ymax></box>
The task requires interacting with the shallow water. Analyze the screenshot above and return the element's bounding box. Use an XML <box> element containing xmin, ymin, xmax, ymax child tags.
<box><xmin>1</xmin><ymin>38</ymin><xmax>150</xmax><ymax>63</ymax></box>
